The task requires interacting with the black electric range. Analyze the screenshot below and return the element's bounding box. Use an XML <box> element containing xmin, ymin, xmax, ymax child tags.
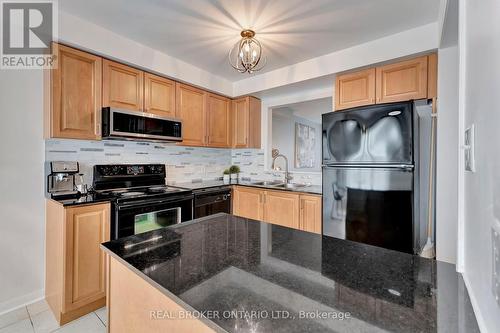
<box><xmin>93</xmin><ymin>164</ymin><xmax>193</xmax><ymax>240</ymax></box>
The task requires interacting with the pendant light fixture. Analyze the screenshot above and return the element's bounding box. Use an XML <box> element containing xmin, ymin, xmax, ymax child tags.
<box><xmin>228</xmin><ymin>29</ymin><xmax>266</xmax><ymax>74</ymax></box>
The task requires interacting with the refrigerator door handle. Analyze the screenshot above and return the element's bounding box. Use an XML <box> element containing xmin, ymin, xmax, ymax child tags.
<box><xmin>322</xmin><ymin>164</ymin><xmax>414</xmax><ymax>170</ymax></box>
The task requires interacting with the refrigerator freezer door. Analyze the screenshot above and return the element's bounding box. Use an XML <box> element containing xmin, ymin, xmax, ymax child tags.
<box><xmin>322</xmin><ymin>166</ymin><xmax>414</xmax><ymax>253</ymax></box>
<box><xmin>322</xmin><ymin>102</ymin><xmax>413</xmax><ymax>165</ymax></box>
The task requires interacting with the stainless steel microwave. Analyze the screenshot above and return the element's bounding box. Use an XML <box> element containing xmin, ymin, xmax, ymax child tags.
<box><xmin>102</xmin><ymin>107</ymin><xmax>182</xmax><ymax>142</ymax></box>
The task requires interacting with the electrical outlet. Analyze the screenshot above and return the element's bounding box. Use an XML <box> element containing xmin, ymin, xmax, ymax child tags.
<box><xmin>493</xmin><ymin>225</ymin><xmax>500</xmax><ymax>306</ymax></box>
<box><xmin>464</xmin><ymin>125</ymin><xmax>476</xmax><ymax>172</ymax></box>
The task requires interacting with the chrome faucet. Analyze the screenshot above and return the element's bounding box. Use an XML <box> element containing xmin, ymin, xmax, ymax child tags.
<box><xmin>271</xmin><ymin>149</ymin><xmax>293</xmax><ymax>184</ymax></box>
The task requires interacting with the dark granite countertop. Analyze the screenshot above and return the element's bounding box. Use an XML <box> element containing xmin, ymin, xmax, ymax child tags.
<box><xmin>101</xmin><ymin>213</ymin><xmax>478</xmax><ymax>333</ymax></box>
<box><xmin>46</xmin><ymin>193</ymin><xmax>112</xmax><ymax>207</ymax></box>
<box><xmin>172</xmin><ymin>179</ymin><xmax>322</xmax><ymax>195</ymax></box>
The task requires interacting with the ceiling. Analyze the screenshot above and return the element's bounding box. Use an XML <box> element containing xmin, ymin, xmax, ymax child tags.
<box><xmin>273</xmin><ymin>97</ymin><xmax>332</xmax><ymax>124</ymax></box>
<box><xmin>60</xmin><ymin>0</ymin><xmax>440</xmax><ymax>81</ymax></box>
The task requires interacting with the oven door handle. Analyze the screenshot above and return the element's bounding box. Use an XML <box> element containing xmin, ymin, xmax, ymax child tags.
<box><xmin>117</xmin><ymin>195</ymin><xmax>193</xmax><ymax>210</ymax></box>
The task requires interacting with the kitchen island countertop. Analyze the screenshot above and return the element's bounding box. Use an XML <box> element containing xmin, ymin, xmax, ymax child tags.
<box><xmin>101</xmin><ymin>213</ymin><xmax>478</xmax><ymax>333</ymax></box>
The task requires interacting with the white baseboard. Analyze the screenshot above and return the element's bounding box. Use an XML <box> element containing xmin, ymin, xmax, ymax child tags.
<box><xmin>0</xmin><ymin>289</ymin><xmax>45</xmax><ymax>316</ymax></box>
<box><xmin>462</xmin><ymin>273</ymin><xmax>488</xmax><ymax>333</ymax></box>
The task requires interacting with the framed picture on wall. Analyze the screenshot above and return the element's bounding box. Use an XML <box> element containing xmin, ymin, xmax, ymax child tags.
<box><xmin>295</xmin><ymin>122</ymin><xmax>316</xmax><ymax>168</ymax></box>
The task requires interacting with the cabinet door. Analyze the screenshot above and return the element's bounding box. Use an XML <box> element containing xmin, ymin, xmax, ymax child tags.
<box><xmin>207</xmin><ymin>94</ymin><xmax>231</xmax><ymax>147</ymax></box>
<box><xmin>263</xmin><ymin>190</ymin><xmax>300</xmax><ymax>229</ymax></box>
<box><xmin>299</xmin><ymin>195</ymin><xmax>322</xmax><ymax>234</ymax></box>
<box><xmin>175</xmin><ymin>83</ymin><xmax>207</xmax><ymax>146</ymax></box>
<box><xmin>376</xmin><ymin>56</ymin><xmax>428</xmax><ymax>104</ymax></box>
<box><xmin>233</xmin><ymin>186</ymin><xmax>263</xmax><ymax>221</ymax></box>
<box><xmin>427</xmin><ymin>53</ymin><xmax>438</xmax><ymax>99</ymax></box>
<box><xmin>50</xmin><ymin>44</ymin><xmax>102</xmax><ymax>140</ymax></box>
<box><xmin>232</xmin><ymin>97</ymin><xmax>249</xmax><ymax>148</ymax></box>
<box><xmin>335</xmin><ymin>68</ymin><xmax>376</xmax><ymax>111</ymax></box>
<box><xmin>247</xmin><ymin>97</ymin><xmax>262</xmax><ymax>148</ymax></box>
<box><xmin>102</xmin><ymin>59</ymin><xmax>143</xmax><ymax>111</ymax></box>
<box><xmin>144</xmin><ymin>73</ymin><xmax>176</xmax><ymax>117</ymax></box>
<box><xmin>64</xmin><ymin>203</ymin><xmax>110</xmax><ymax>312</ymax></box>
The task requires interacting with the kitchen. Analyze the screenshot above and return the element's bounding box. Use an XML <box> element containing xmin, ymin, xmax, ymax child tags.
<box><xmin>0</xmin><ymin>0</ymin><xmax>499</xmax><ymax>332</ymax></box>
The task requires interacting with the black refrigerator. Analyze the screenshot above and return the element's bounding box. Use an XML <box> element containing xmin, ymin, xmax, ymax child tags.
<box><xmin>322</xmin><ymin>101</ymin><xmax>417</xmax><ymax>254</ymax></box>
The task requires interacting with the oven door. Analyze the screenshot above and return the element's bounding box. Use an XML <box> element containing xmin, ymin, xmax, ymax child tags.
<box><xmin>114</xmin><ymin>194</ymin><xmax>193</xmax><ymax>239</ymax></box>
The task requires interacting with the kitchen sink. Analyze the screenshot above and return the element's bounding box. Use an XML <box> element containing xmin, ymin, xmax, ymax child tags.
<box><xmin>251</xmin><ymin>181</ymin><xmax>283</xmax><ymax>186</ymax></box>
<box><xmin>273</xmin><ymin>183</ymin><xmax>307</xmax><ymax>189</ymax></box>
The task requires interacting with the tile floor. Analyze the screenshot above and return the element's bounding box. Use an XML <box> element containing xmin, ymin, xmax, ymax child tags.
<box><xmin>0</xmin><ymin>300</ymin><xmax>107</xmax><ymax>333</ymax></box>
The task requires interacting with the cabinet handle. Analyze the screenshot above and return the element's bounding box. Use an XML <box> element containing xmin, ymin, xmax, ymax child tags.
<box><xmin>263</xmin><ymin>193</ymin><xmax>266</xmax><ymax>204</ymax></box>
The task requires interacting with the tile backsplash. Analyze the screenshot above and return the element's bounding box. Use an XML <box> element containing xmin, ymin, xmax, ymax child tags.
<box><xmin>232</xmin><ymin>149</ymin><xmax>322</xmax><ymax>185</ymax></box>
<box><xmin>45</xmin><ymin>140</ymin><xmax>321</xmax><ymax>187</ymax></box>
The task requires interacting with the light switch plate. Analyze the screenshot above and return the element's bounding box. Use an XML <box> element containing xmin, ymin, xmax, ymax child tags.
<box><xmin>464</xmin><ymin>125</ymin><xmax>476</xmax><ymax>172</ymax></box>
<box><xmin>493</xmin><ymin>225</ymin><xmax>500</xmax><ymax>306</ymax></box>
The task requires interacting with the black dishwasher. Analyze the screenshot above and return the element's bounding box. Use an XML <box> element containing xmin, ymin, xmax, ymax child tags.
<box><xmin>193</xmin><ymin>186</ymin><xmax>232</xmax><ymax>218</ymax></box>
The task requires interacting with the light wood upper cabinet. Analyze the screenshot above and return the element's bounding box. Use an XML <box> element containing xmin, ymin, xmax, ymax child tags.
<box><xmin>45</xmin><ymin>44</ymin><xmax>262</xmax><ymax>146</ymax></box>
<box><xmin>376</xmin><ymin>55</ymin><xmax>428</xmax><ymax>104</ymax></box>
<box><xmin>46</xmin><ymin>200</ymin><xmax>110</xmax><ymax>325</ymax></box>
<box><xmin>207</xmin><ymin>94</ymin><xmax>231</xmax><ymax>147</ymax></box>
<box><xmin>64</xmin><ymin>204</ymin><xmax>110</xmax><ymax>312</ymax></box>
<box><xmin>46</xmin><ymin>43</ymin><xmax>102</xmax><ymax>140</ymax></box>
<box><xmin>427</xmin><ymin>53</ymin><xmax>438</xmax><ymax>99</ymax></box>
<box><xmin>176</xmin><ymin>83</ymin><xmax>207</xmax><ymax>146</ymax></box>
<box><xmin>334</xmin><ymin>54</ymin><xmax>437</xmax><ymax>110</ymax></box>
<box><xmin>299</xmin><ymin>194</ymin><xmax>322</xmax><ymax>234</ymax></box>
<box><xmin>264</xmin><ymin>190</ymin><xmax>300</xmax><ymax>230</ymax></box>
<box><xmin>335</xmin><ymin>68</ymin><xmax>376</xmax><ymax>111</ymax></box>
<box><xmin>102</xmin><ymin>59</ymin><xmax>144</xmax><ymax>111</ymax></box>
<box><xmin>232</xmin><ymin>96</ymin><xmax>261</xmax><ymax>148</ymax></box>
<box><xmin>233</xmin><ymin>186</ymin><xmax>264</xmax><ymax>221</ymax></box>
<box><xmin>144</xmin><ymin>73</ymin><xmax>176</xmax><ymax>117</ymax></box>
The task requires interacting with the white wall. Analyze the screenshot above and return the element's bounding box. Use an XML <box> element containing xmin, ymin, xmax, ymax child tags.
<box><xmin>0</xmin><ymin>70</ymin><xmax>45</xmax><ymax>313</ymax></box>
<box><xmin>460</xmin><ymin>0</ymin><xmax>500</xmax><ymax>331</ymax></box>
<box><xmin>436</xmin><ymin>45</ymin><xmax>459</xmax><ymax>264</ymax></box>
<box><xmin>272</xmin><ymin>112</ymin><xmax>322</xmax><ymax>172</ymax></box>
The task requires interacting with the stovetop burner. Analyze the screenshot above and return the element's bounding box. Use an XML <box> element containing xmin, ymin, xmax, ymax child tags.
<box><xmin>119</xmin><ymin>191</ymin><xmax>146</xmax><ymax>197</ymax></box>
<box><xmin>94</xmin><ymin>185</ymin><xmax>191</xmax><ymax>201</ymax></box>
<box><xmin>92</xmin><ymin>164</ymin><xmax>193</xmax><ymax>202</ymax></box>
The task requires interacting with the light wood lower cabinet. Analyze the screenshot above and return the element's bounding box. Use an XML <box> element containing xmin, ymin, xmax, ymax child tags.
<box><xmin>45</xmin><ymin>200</ymin><xmax>110</xmax><ymax>325</ymax></box>
<box><xmin>232</xmin><ymin>186</ymin><xmax>264</xmax><ymax>221</ymax></box>
<box><xmin>107</xmin><ymin>256</ymin><xmax>215</xmax><ymax>333</ymax></box>
<box><xmin>263</xmin><ymin>190</ymin><xmax>300</xmax><ymax>229</ymax></box>
<box><xmin>232</xmin><ymin>186</ymin><xmax>321</xmax><ymax>234</ymax></box>
<box><xmin>299</xmin><ymin>194</ymin><xmax>322</xmax><ymax>234</ymax></box>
